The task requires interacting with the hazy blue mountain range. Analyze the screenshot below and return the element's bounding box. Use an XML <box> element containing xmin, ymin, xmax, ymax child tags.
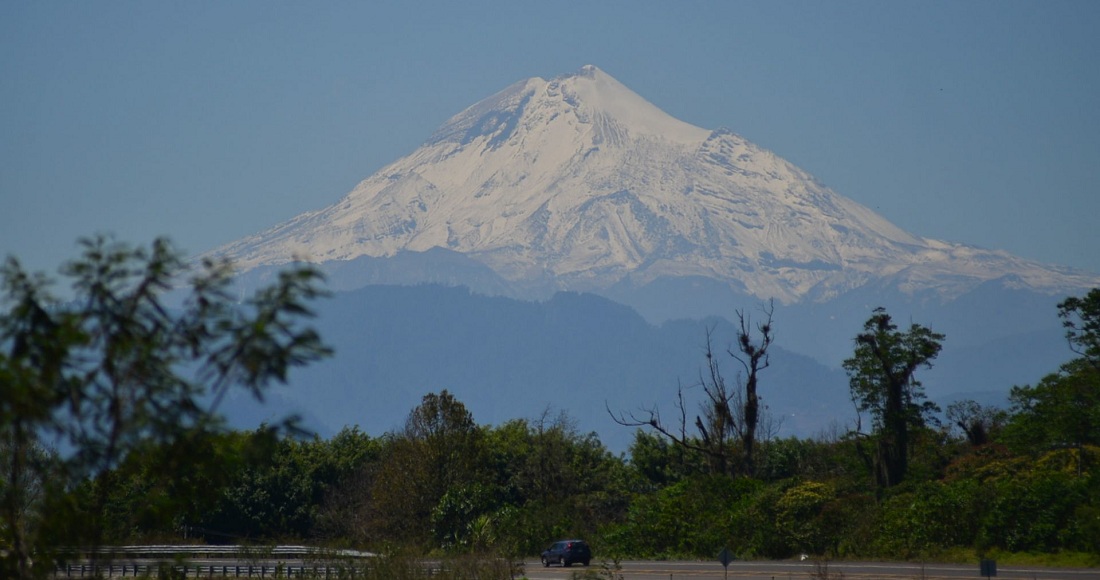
<box><xmin>208</xmin><ymin>66</ymin><xmax>1096</xmax><ymax>448</ymax></box>
<box><xmin>234</xmin><ymin>284</ymin><xmax>853</xmax><ymax>452</ymax></box>
<box><xmin>228</xmin><ymin>283</ymin><xmax>1071</xmax><ymax>452</ymax></box>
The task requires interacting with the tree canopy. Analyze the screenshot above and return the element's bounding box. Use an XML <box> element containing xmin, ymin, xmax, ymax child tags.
<box><xmin>0</xmin><ymin>235</ymin><xmax>331</xmax><ymax>579</ymax></box>
<box><xmin>1059</xmin><ymin>288</ymin><xmax>1100</xmax><ymax>368</ymax></box>
<box><xmin>4</xmin><ymin>238</ymin><xmax>1099</xmax><ymax>573</ymax></box>
<box><xmin>843</xmin><ymin>307</ymin><xmax>944</xmax><ymax>489</ymax></box>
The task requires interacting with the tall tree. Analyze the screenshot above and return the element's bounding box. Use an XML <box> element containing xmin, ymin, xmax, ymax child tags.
<box><xmin>1058</xmin><ymin>287</ymin><xmax>1100</xmax><ymax>369</ymax></box>
<box><xmin>843</xmin><ymin>307</ymin><xmax>944</xmax><ymax>489</ymax></box>
<box><xmin>0</xmin><ymin>235</ymin><xmax>331</xmax><ymax>579</ymax></box>
<box><xmin>367</xmin><ymin>390</ymin><xmax>486</xmax><ymax>548</ymax></box>
<box><xmin>404</xmin><ymin>390</ymin><xmax>483</xmax><ymax>499</ymax></box>
<box><xmin>731</xmin><ymin>301</ymin><xmax>774</xmax><ymax>477</ymax></box>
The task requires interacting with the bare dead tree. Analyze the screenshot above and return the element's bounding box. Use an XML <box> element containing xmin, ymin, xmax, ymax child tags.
<box><xmin>730</xmin><ymin>300</ymin><xmax>774</xmax><ymax>476</ymax></box>
<box><xmin>608</xmin><ymin>301</ymin><xmax>776</xmax><ymax>477</ymax></box>
<box><xmin>945</xmin><ymin>399</ymin><xmax>1007</xmax><ymax>447</ymax></box>
<box><xmin>608</xmin><ymin>347</ymin><xmax>738</xmax><ymax>475</ymax></box>
<box><xmin>696</xmin><ymin>329</ymin><xmax>740</xmax><ymax>474</ymax></box>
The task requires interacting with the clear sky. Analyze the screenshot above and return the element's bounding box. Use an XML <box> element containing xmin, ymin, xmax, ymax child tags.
<box><xmin>3</xmin><ymin>1</ymin><xmax>1099</xmax><ymax>280</ymax></box>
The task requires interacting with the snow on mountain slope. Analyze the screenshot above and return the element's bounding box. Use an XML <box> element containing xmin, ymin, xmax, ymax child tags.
<box><xmin>208</xmin><ymin>65</ymin><xmax>1099</xmax><ymax>303</ymax></box>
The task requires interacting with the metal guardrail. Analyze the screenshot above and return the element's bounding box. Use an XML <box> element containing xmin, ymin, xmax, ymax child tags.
<box><xmin>53</xmin><ymin>548</ymin><xmax>385</xmax><ymax>576</ymax></box>
<box><xmin>61</xmin><ymin>545</ymin><xmax>374</xmax><ymax>560</ymax></box>
<box><xmin>53</xmin><ymin>546</ymin><xmax>525</xmax><ymax>578</ymax></box>
<box><xmin>54</xmin><ymin>545</ymin><xmax>377</xmax><ymax>577</ymax></box>
<box><xmin>58</xmin><ymin>563</ymin><xmax>368</xmax><ymax>578</ymax></box>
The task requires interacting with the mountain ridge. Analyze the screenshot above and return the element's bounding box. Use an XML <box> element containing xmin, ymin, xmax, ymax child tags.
<box><xmin>224</xmin><ymin>282</ymin><xmax>1070</xmax><ymax>452</ymax></box>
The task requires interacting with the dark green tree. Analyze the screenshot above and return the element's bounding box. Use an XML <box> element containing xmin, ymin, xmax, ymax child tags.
<box><xmin>1005</xmin><ymin>359</ymin><xmax>1100</xmax><ymax>475</ymax></box>
<box><xmin>195</xmin><ymin>427</ymin><xmax>378</xmax><ymax>542</ymax></box>
<box><xmin>1004</xmin><ymin>288</ymin><xmax>1100</xmax><ymax>475</ymax></box>
<box><xmin>626</xmin><ymin>429</ymin><xmax>705</xmax><ymax>488</ymax></box>
<box><xmin>479</xmin><ymin>411</ymin><xmax>632</xmax><ymax>556</ymax></box>
<box><xmin>0</xmin><ymin>235</ymin><xmax>331</xmax><ymax>579</ymax></box>
<box><xmin>843</xmin><ymin>307</ymin><xmax>944</xmax><ymax>489</ymax></box>
<box><xmin>1059</xmin><ymin>288</ymin><xmax>1100</xmax><ymax>369</ymax></box>
<box><xmin>367</xmin><ymin>390</ymin><xmax>486</xmax><ymax>548</ymax></box>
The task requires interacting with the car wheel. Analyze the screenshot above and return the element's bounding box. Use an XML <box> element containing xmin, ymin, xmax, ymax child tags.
<box><xmin>562</xmin><ymin>557</ymin><xmax>571</xmax><ymax>567</ymax></box>
<box><xmin>541</xmin><ymin>556</ymin><xmax>549</xmax><ymax>567</ymax></box>
<box><xmin>582</xmin><ymin>559</ymin><xmax>590</xmax><ymax>566</ymax></box>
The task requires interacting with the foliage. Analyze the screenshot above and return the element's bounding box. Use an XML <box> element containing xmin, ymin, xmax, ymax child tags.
<box><xmin>478</xmin><ymin>413</ymin><xmax>634</xmax><ymax>557</ymax></box>
<box><xmin>843</xmin><ymin>307</ymin><xmax>944</xmax><ymax>489</ymax></box>
<box><xmin>363</xmin><ymin>391</ymin><xmax>486</xmax><ymax>548</ymax></box>
<box><xmin>0</xmin><ymin>235</ymin><xmax>331</xmax><ymax>579</ymax></box>
<box><xmin>602</xmin><ymin>474</ymin><xmax>760</xmax><ymax>559</ymax></box>
<box><xmin>1004</xmin><ymin>359</ymin><xmax>1100</xmax><ymax>474</ymax></box>
<box><xmin>775</xmin><ymin>480</ymin><xmax>836</xmax><ymax>555</ymax></box>
<box><xmin>977</xmin><ymin>469</ymin><xmax>1091</xmax><ymax>552</ymax></box>
<box><xmin>5</xmin><ymin>242</ymin><xmax>1097</xmax><ymax>568</ymax></box>
<box><xmin>89</xmin><ymin>429</ymin><xmax>275</xmax><ymax>542</ymax></box>
<box><xmin>626</xmin><ymin>430</ymin><xmax>705</xmax><ymax>488</ymax></box>
<box><xmin>755</xmin><ymin>435</ymin><xmax>863</xmax><ymax>483</ymax></box>
<box><xmin>187</xmin><ymin>426</ymin><xmax>381</xmax><ymax>542</ymax></box>
<box><xmin>873</xmin><ymin>480</ymin><xmax>982</xmax><ymax>557</ymax></box>
<box><xmin>1058</xmin><ymin>288</ymin><xmax>1100</xmax><ymax>367</ymax></box>
<box><xmin>945</xmin><ymin>399</ymin><xmax>1008</xmax><ymax>447</ymax></box>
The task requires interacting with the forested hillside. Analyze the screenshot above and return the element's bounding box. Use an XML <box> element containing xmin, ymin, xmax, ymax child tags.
<box><xmin>85</xmin><ymin>367</ymin><xmax>1100</xmax><ymax>563</ymax></box>
<box><xmin>2</xmin><ymin>239</ymin><xmax>1098</xmax><ymax>580</ymax></box>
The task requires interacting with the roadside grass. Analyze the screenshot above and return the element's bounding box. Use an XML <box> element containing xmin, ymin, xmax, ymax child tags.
<box><xmin>874</xmin><ymin>547</ymin><xmax>1100</xmax><ymax>569</ymax></box>
<box><xmin>977</xmin><ymin>550</ymin><xmax>1100</xmax><ymax>568</ymax></box>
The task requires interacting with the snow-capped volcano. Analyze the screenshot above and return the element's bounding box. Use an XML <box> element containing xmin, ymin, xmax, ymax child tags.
<box><xmin>209</xmin><ymin>65</ymin><xmax>1097</xmax><ymax>303</ymax></box>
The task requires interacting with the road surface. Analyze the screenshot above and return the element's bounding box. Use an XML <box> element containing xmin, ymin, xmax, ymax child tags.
<box><xmin>519</xmin><ymin>559</ymin><xmax>1098</xmax><ymax>580</ymax></box>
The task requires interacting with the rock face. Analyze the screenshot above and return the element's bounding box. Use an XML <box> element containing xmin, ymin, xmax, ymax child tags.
<box><xmin>208</xmin><ymin>65</ymin><xmax>1098</xmax><ymax>305</ymax></box>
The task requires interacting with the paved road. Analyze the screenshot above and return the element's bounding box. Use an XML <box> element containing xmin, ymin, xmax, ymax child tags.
<box><xmin>519</xmin><ymin>559</ymin><xmax>1098</xmax><ymax>580</ymax></box>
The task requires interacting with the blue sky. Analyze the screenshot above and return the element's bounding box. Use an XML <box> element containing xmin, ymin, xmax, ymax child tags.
<box><xmin>3</xmin><ymin>1</ymin><xmax>1099</xmax><ymax>280</ymax></box>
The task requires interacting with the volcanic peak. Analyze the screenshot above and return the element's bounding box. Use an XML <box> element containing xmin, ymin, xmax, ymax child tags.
<box><xmin>205</xmin><ymin>65</ymin><xmax>1100</xmax><ymax>303</ymax></box>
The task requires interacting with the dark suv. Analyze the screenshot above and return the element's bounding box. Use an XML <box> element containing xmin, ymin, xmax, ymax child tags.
<box><xmin>540</xmin><ymin>539</ymin><xmax>591</xmax><ymax>567</ymax></box>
